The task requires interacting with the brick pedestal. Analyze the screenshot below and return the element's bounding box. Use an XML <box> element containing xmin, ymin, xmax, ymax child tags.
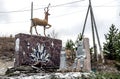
<box><xmin>14</xmin><ymin>33</ymin><xmax>62</xmax><ymax>69</ymax></box>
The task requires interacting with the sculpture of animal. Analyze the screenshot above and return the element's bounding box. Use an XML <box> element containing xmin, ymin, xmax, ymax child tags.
<box><xmin>30</xmin><ymin>3</ymin><xmax>51</xmax><ymax>36</ymax></box>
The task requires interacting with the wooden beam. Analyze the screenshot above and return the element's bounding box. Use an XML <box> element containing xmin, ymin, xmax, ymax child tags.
<box><xmin>31</xmin><ymin>2</ymin><xmax>33</xmax><ymax>20</ymax></box>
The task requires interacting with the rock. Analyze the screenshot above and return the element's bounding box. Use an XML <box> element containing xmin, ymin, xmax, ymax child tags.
<box><xmin>5</xmin><ymin>67</ymin><xmax>16</xmax><ymax>75</ymax></box>
<box><xmin>7</xmin><ymin>71</ymin><xmax>21</xmax><ymax>77</ymax></box>
<box><xmin>5</xmin><ymin>65</ymin><xmax>37</xmax><ymax>76</ymax></box>
<box><xmin>15</xmin><ymin>66</ymin><xmax>35</xmax><ymax>72</ymax></box>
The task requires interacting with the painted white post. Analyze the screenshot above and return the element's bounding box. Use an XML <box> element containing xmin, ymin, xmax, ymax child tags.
<box><xmin>60</xmin><ymin>50</ymin><xmax>67</xmax><ymax>71</ymax></box>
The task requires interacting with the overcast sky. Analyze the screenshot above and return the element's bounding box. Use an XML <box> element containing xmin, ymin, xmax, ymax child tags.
<box><xmin>0</xmin><ymin>0</ymin><xmax>120</xmax><ymax>47</ymax></box>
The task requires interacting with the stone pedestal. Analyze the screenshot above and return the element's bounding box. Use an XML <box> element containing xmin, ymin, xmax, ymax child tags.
<box><xmin>14</xmin><ymin>33</ymin><xmax>62</xmax><ymax>69</ymax></box>
<box><xmin>83</xmin><ymin>38</ymin><xmax>91</xmax><ymax>71</ymax></box>
<box><xmin>60</xmin><ymin>50</ymin><xmax>67</xmax><ymax>71</ymax></box>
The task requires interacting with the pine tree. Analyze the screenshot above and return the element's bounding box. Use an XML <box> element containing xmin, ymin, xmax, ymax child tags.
<box><xmin>65</xmin><ymin>39</ymin><xmax>75</xmax><ymax>60</ymax></box>
<box><xmin>115</xmin><ymin>32</ymin><xmax>120</xmax><ymax>61</ymax></box>
<box><xmin>65</xmin><ymin>39</ymin><xmax>75</xmax><ymax>50</ymax></box>
<box><xmin>103</xmin><ymin>24</ymin><xmax>118</xmax><ymax>60</ymax></box>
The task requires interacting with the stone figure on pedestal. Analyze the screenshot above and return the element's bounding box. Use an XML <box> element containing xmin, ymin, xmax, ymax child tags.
<box><xmin>73</xmin><ymin>40</ymin><xmax>86</xmax><ymax>71</ymax></box>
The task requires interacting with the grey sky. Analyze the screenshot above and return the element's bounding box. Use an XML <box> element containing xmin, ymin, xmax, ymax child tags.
<box><xmin>0</xmin><ymin>0</ymin><xmax>10</xmax><ymax>23</ymax></box>
<box><xmin>0</xmin><ymin>0</ymin><xmax>120</xmax><ymax>47</ymax></box>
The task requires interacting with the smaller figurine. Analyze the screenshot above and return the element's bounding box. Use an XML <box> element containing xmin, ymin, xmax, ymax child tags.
<box><xmin>73</xmin><ymin>40</ymin><xmax>86</xmax><ymax>71</ymax></box>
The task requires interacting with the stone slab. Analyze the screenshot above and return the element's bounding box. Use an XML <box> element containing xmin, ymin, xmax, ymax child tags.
<box><xmin>14</xmin><ymin>33</ymin><xmax>62</xmax><ymax>69</ymax></box>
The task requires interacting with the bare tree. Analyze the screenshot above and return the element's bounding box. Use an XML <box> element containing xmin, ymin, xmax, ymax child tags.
<box><xmin>50</xmin><ymin>29</ymin><xmax>58</xmax><ymax>39</ymax></box>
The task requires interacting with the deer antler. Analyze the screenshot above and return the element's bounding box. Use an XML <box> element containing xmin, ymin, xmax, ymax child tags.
<box><xmin>44</xmin><ymin>7</ymin><xmax>47</xmax><ymax>12</ymax></box>
<box><xmin>47</xmin><ymin>3</ymin><xmax>50</xmax><ymax>9</ymax></box>
<box><xmin>44</xmin><ymin>3</ymin><xmax>50</xmax><ymax>12</ymax></box>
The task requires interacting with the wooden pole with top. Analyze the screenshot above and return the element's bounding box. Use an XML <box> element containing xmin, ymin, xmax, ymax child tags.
<box><xmin>81</xmin><ymin>0</ymin><xmax>104</xmax><ymax>64</ymax></box>
<box><xmin>89</xmin><ymin>0</ymin><xmax>97</xmax><ymax>63</ymax></box>
<box><xmin>30</xmin><ymin>2</ymin><xmax>33</xmax><ymax>34</ymax></box>
<box><xmin>90</xmin><ymin>5</ymin><xmax>104</xmax><ymax>63</ymax></box>
<box><xmin>31</xmin><ymin>2</ymin><xmax>33</xmax><ymax>20</ymax></box>
<box><xmin>81</xmin><ymin>4</ymin><xmax>90</xmax><ymax>40</ymax></box>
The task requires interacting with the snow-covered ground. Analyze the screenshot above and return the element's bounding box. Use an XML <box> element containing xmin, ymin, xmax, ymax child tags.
<box><xmin>0</xmin><ymin>59</ymin><xmax>14</xmax><ymax>75</ymax></box>
<box><xmin>3</xmin><ymin>72</ymin><xmax>90</xmax><ymax>79</ymax></box>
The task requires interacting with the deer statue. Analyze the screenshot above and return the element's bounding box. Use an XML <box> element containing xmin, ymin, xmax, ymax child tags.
<box><xmin>30</xmin><ymin>3</ymin><xmax>51</xmax><ymax>36</ymax></box>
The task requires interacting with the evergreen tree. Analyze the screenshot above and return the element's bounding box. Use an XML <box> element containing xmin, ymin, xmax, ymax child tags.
<box><xmin>103</xmin><ymin>24</ymin><xmax>118</xmax><ymax>60</ymax></box>
<box><xmin>65</xmin><ymin>39</ymin><xmax>75</xmax><ymax>50</ymax></box>
<box><xmin>115</xmin><ymin>32</ymin><xmax>120</xmax><ymax>61</ymax></box>
<box><xmin>65</xmin><ymin>39</ymin><xmax>75</xmax><ymax>60</ymax></box>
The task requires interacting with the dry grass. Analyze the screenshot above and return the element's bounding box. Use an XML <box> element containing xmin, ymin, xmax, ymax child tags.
<box><xmin>0</xmin><ymin>37</ymin><xmax>15</xmax><ymax>75</ymax></box>
<box><xmin>0</xmin><ymin>37</ymin><xmax>15</xmax><ymax>61</ymax></box>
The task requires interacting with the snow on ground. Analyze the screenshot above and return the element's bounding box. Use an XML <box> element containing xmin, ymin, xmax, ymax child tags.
<box><xmin>4</xmin><ymin>72</ymin><xmax>90</xmax><ymax>79</ymax></box>
<box><xmin>0</xmin><ymin>59</ymin><xmax>14</xmax><ymax>75</ymax></box>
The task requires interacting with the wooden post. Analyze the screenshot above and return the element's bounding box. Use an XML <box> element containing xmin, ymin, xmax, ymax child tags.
<box><xmin>31</xmin><ymin>2</ymin><xmax>33</xmax><ymax>20</ymax></box>
<box><xmin>89</xmin><ymin>0</ymin><xmax>97</xmax><ymax>62</ymax></box>
<box><xmin>81</xmin><ymin>0</ymin><xmax>105</xmax><ymax>65</ymax></box>
<box><xmin>81</xmin><ymin>5</ymin><xmax>90</xmax><ymax>40</ymax></box>
<box><xmin>91</xmin><ymin>7</ymin><xmax>104</xmax><ymax>63</ymax></box>
<box><xmin>30</xmin><ymin>2</ymin><xmax>33</xmax><ymax>32</ymax></box>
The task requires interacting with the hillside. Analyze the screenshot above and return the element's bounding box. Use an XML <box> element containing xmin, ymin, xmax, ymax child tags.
<box><xmin>0</xmin><ymin>37</ymin><xmax>15</xmax><ymax>61</ymax></box>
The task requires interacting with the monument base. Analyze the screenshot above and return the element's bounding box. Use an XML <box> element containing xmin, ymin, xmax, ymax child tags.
<box><xmin>14</xmin><ymin>33</ymin><xmax>62</xmax><ymax>69</ymax></box>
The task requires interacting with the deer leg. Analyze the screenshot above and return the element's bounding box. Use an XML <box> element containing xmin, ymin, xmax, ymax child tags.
<box><xmin>44</xmin><ymin>26</ymin><xmax>46</xmax><ymax>37</ymax></box>
<box><xmin>30</xmin><ymin>26</ymin><xmax>32</xmax><ymax>34</ymax></box>
<box><xmin>35</xmin><ymin>26</ymin><xmax>38</xmax><ymax>35</ymax></box>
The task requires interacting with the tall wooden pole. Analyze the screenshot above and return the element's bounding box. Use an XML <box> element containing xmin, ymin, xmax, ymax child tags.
<box><xmin>31</xmin><ymin>2</ymin><xmax>33</xmax><ymax>20</ymax></box>
<box><xmin>89</xmin><ymin>0</ymin><xmax>97</xmax><ymax>62</ymax></box>
<box><xmin>91</xmin><ymin>9</ymin><xmax>104</xmax><ymax>63</ymax></box>
<box><xmin>81</xmin><ymin>0</ymin><xmax>104</xmax><ymax>65</ymax></box>
<box><xmin>81</xmin><ymin>5</ymin><xmax>90</xmax><ymax>40</ymax></box>
<box><xmin>30</xmin><ymin>1</ymin><xmax>33</xmax><ymax>33</ymax></box>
